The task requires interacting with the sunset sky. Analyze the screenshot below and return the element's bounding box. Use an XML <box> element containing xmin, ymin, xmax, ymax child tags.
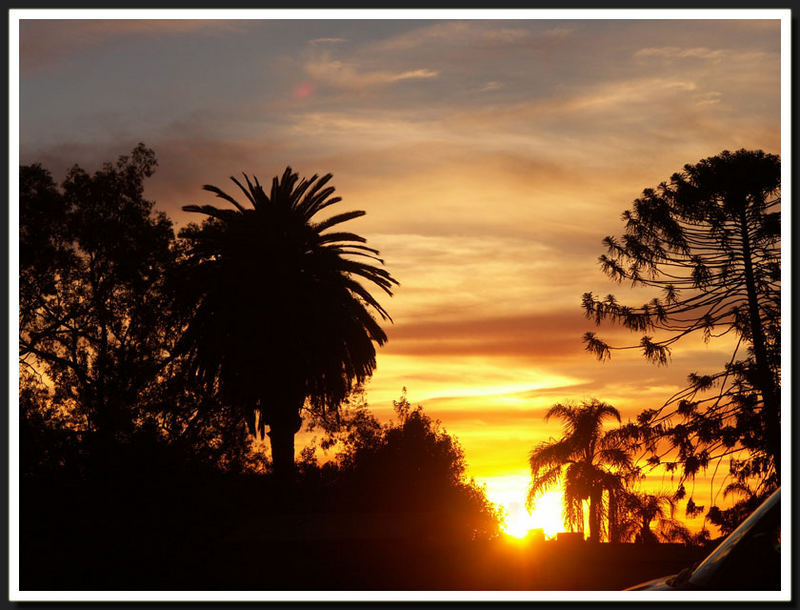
<box><xmin>16</xmin><ymin>11</ymin><xmax>785</xmax><ymax>535</ymax></box>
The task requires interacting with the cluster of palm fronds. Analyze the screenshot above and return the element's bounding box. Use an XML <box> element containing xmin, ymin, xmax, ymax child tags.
<box><xmin>527</xmin><ymin>399</ymin><xmax>711</xmax><ymax>544</ymax></box>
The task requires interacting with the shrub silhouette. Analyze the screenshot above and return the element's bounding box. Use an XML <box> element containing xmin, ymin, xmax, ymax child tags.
<box><xmin>304</xmin><ymin>390</ymin><xmax>502</xmax><ymax>543</ymax></box>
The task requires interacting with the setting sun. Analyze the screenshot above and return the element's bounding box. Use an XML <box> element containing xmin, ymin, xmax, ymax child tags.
<box><xmin>483</xmin><ymin>474</ymin><xmax>567</xmax><ymax>539</ymax></box>
<box><xmin>504</xmin><ymin>490</ymin><xmax>566</xmax><ymax>539</ymax></box>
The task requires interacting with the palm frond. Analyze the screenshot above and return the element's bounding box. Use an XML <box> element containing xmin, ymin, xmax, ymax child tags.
<box><xmin>327</xmin><ymin>244</ymin><xmax>383</xmax><ymax>262</ymax></box>
<box><xmin>598</xmin><ymin>447</ymin><xmax>633</xmax><ymax>469</ymax></box>
<box><xmin>337</xmin><ymin>259</ymin><xmax>398</xmax><ymax>294</ymax></box>
<box><xmin>529</xmin><ymin>438</ymin><xmax>574</xmax><ymax>471</ymax></box>
<box><xmin>562</xmin><ymin>471</ymin><xmax>587</xmax><ymax>533</ymax></box>
<box><xmin>656</xmin><ymin>518</ymin><xmax>691</xmax><ymax>544</ymax></box>
<box><xmin>181</xmin><ymin>204</ymin><xmax>242</xmax><ymax>223</ymax></box>
<box><xmin>594</xmin><ymin>401</ymin><xmax>622</xmax><ymax>423</ymax></box>
<box><xmin>341</xmin><ymin>277</ymin><xmax>393</xmax><ymax>323</ymax></box>
<box><xmin>526</xmin><ymin>464</ymin><xmax>563</xmax><ymax>511</ymax></box>
<box><xmin>201</xmin><ymin>184</ymin><xmax>248</xmax><ymax>213</ymax></box>
<box><xmin>229</xmin><ymin>175</ymin><xmax>257</xmax><ymax>208</ymax></box>
<box><xmin>544</xmin><ymin>403</ymin><xmax>576</xmax><ymax>426</ymax></box>
<box><xmin>722</xmin><ymin>481</ymin><xmax>754</xmax><ymax>499</ymax></box>
<box><xmin>316</xmin><ymin>231</ymin><xmax>368</xmax><ymax>246</ymax></box>
<box><xmin>314</xmin><ymin>211</ymin><xmax>367</xmax><ymax>233</ymax></box>
<box><xmin>289</xmin><ymin>174</ymin><xmax>318</xmax><ymax>206</ymax></box>
<box><xmin>309</xmin><ymin>196</ymin><xmax>343</xmax><ymax>217</ymax></box>
<box><xmin>296</xmin><ymin>173</ymin><xmax>334</xmax><ymax>218</ymax></box>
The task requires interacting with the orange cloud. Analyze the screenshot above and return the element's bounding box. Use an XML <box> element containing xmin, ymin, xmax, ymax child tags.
<box><xmin>365</xmin><ymin>21</ymin><xmax>571</xmax><ymax>53</ymax></box>
<box><xmin>304</xmin><ymin>54</ymin><xmax>438</xmax><ymax>90</ymax></box>
<box><xmin>384</xmin><ymin>311</ymin><xmax>591</xmax><ymax>360</ymax></box>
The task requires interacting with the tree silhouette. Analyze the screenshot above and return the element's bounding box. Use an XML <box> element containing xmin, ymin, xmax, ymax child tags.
<box><xmin>526</xmin><ymin>399</ymin><xmax>632</xmax><ymax>543</ymax></box>
<box><xmin>582</xmin><ymin>149</ymin><xmax>781</xmax><ymax>489</ymax></box>
<box><xmin>330</xmin><ymin>389</ymin><xmax>502</xmax><ymax>542</ymax></box>
<box><xmin>706</xmin><ymin>481</ymin><xmax>772</xmax><ymax>536</ymax></box>
<box><xmin>19</xmin><ymin>147</ymin><xmax>262</xmax><ymax>478</ymax></box>
<box><xmin>177</xmin><ymin>168</ymin><xmax>398</xmax><ymax>478</ymax></box>
<box><xmin>614</xmin><ymin>490</ymin><xmax>691</xmax><ymax>544</ymax></box>
<box><xmin>19</xmin><ymin>145</ymin><xmax>178</xmax><ymax>462</ymax></box>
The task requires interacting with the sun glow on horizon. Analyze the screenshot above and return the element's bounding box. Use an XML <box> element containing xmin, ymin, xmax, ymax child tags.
<box><xmin>504</xmin><ymin>490</ymin><xmax>566</xmax><ymax>539</ymax></box>
<box><xmin>482</xmin><ymin>474</ymin><xmax>567</xmax><ymax>540</ymax></box>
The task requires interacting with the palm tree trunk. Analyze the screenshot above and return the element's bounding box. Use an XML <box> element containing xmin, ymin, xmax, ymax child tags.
<box><xmin>268</xmin><ymin>422</ymin><xmax>296</xmax><ymax>480</ymax></box>
<box><xmin>588</xmin><ymin>489</ymin><xmax>602</xmax><ymax>543</ymax></box>
<box><xmin>266</xmin><ymin>402</ymin><xmax>304</xmax><ymax>482</ymax></box>
<box><xmin>608</xmin><ymin>489</ymin><xmax>618</xmax><ymax>543</ymax></box>
<box><xmin>640</xmin><ymin>518</ymin><xmax>655</xmax><ymax>545</ymax></box>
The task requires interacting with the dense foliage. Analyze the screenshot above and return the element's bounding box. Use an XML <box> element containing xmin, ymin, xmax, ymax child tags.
<box><xmin>19</xmin><ymin>147</ymin><xmax>259</xmax><ymax>477</ymax></box>
<box><xmin>300</xmin><ymin>389</ymin><xmax>503</xmax><ymax>542</ymax></box>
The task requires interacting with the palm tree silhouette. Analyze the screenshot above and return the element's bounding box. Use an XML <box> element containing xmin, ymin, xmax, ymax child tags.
<box><xmin>177</xmin><ymin>168</ymin><xmax>397</xmax><ymax>479</ymax></box>
<box><xmin>526</xmin><ymin>399</ymin><xmax>631</xmax><ymax>543</ymax></box>
<box><xmin>616</xmin><ymin>490</ymin><xmax>690</xmax><ymax>544</ymax></box>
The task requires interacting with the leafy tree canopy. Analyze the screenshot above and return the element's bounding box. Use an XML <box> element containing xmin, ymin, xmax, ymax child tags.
<box><xmin>19</xmin><ymin>146</ymin><xmax>259</xmax><ymax>477</ymax></box>
<box><xmin>301</xmin><ymin>389</ymin><xmax>503</xmax><ymax>543</ymax></box>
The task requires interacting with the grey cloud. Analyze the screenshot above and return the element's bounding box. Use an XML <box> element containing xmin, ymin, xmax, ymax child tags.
<box><xmin>477</xmin><ymin>81</ymin><xmax>503</xmax><ymax>92</ymax></box>
<box><xmin>19</xmin><ymin>19</ymin><xmax>248</xmax><ymax>72</ymax></box>
<box><xmin>309</xmin><ymin>37</ymin><xmax>348</xmax><ymax>45</ymax></box>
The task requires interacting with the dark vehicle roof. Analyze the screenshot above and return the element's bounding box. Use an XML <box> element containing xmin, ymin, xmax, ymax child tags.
<box><xmin>688</xmin><ymin>488</ymin><xmax>780</xmax><ymax>589</ymax></box>
<box><xmin>626</xmin><ymin>487</ymin><xmax>781</xmax><ymax>591</ymax></box>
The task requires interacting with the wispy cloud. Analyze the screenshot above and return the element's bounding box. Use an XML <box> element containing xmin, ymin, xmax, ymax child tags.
<box><xmin>633</xmin><ymin>46</ymin><xmax>771</xmax><ymax>66</ymax></box>
<box><xmin>478</xmin><ymin>81</ymin><xmax>503</xmax><ymax>93</ymax></box>
<box><xmin>487</xmin><ymin>77</ymin><xmax>700</xmax><ymax>121</ymax></box>
<box><xmin>309</xmin><ymin>37</ymin><xmax>348</xmax><ymax>46</ymax></box>
<box><xmin>304</xmin><ymin>54</ymin><xmax>438</xmax><ymax>90</ymax></box>
<box><xmin>635</xmin><ymin>46</ymin><xmax>727</xmax><ymax>61</ymax></box>
<box><xmin>367</xmin><ymin>21</ymin><xmax>571</xmax><ymax>53</ymax></box>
